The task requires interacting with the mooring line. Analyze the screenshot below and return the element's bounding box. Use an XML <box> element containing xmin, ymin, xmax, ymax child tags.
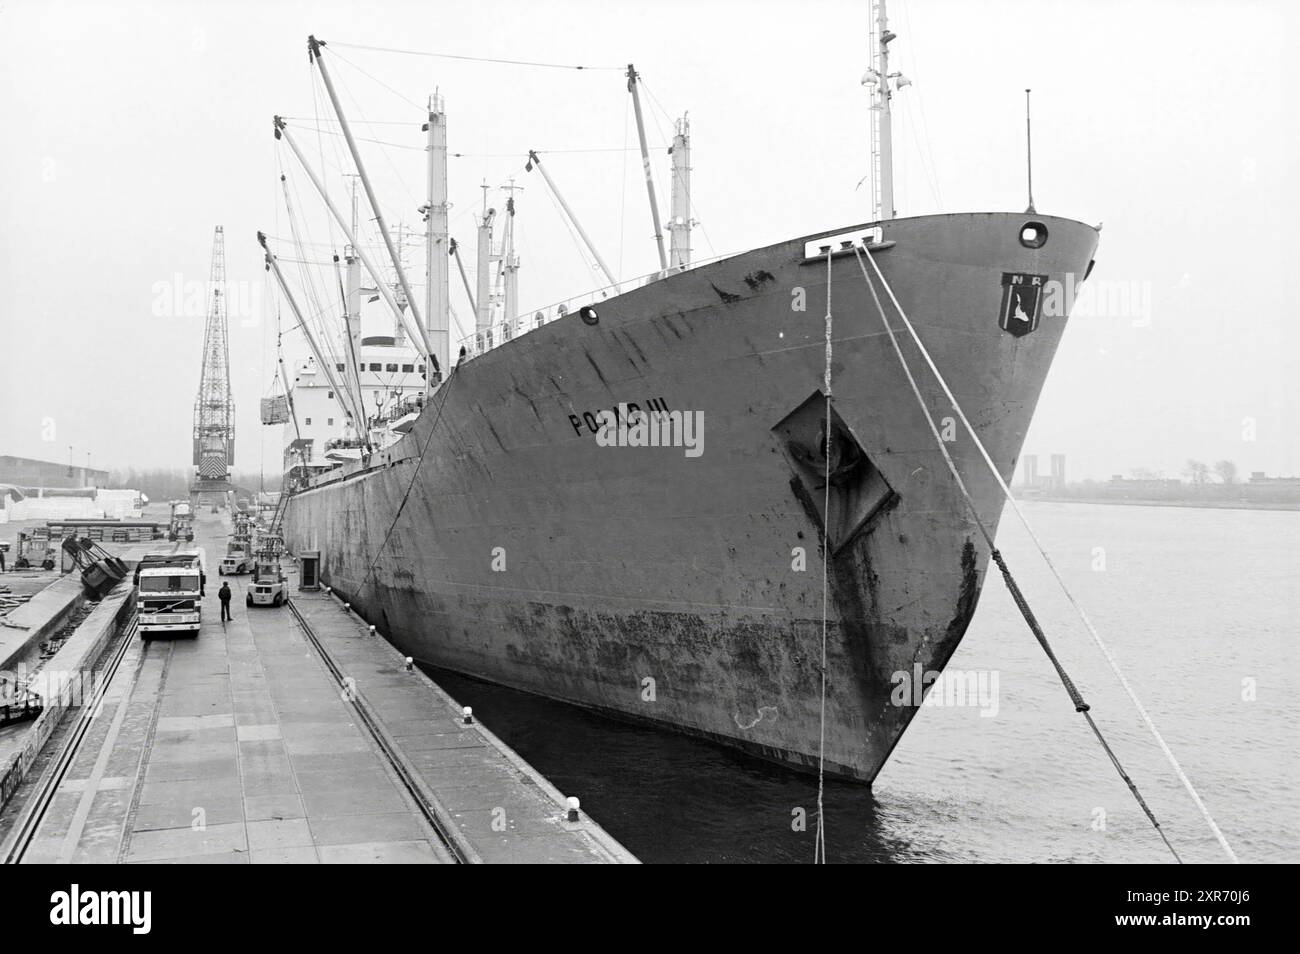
<box><xmin>814</xmin><ymin>248</ymin><xmax>834</xmax><ymax>865</ymax></box>
<box><xmin>851</xmin><ymin>245</ymin><xmax>1195</xmax><ymax>863</ymax></box>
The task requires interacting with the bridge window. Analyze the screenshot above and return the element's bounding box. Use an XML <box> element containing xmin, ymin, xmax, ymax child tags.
<box><xmin>401</xmin><ymin>363</ymin><xmax>414</xmax><ymax>373</ymax></box>
<box><xmin>369</xmin><ymin>362</ymin><xmax>382</xmax><ymax>371</ymax></box>
<box><xmin>386</xmin><ymin>363</ymin><xmax>398</xmax><ymax>372</ymax></box>
<box><xmin>304</xmin><ymin>417</ymin><xmax>312</xmax><ymax>426</ymax></box>
<box><xmin>327</xmin><ymin>418</ymin><xmax>334</xmax><ymax>426</ymax></box>
<box><xmin>335</xmin><ymin>363</ymin><xmax>345</xmax><ymax>372</ymax></box>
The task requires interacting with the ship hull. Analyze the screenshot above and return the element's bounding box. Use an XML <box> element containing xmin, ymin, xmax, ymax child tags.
<box><xmin>283</xmin><ymin>212</ymin><xmax>1099</xmax><ymax>782</ymax></box>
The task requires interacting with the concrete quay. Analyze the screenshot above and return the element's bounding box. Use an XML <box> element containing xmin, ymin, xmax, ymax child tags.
<box><xmin>3</xmin><ymin>510</ymin><xmax>635</xmax><ymax>864</ymax></box>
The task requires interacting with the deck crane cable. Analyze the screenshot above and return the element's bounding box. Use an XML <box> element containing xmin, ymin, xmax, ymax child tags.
<box><xmin>311</xmin><ymin>75</ymin><xmax>373</xmax><ymax>449</ymax></box>
<box><xmin>280</xmin><ymin>168</ymin><xmax>352</xmax><ymax>406</ymax></box>
<box><xmin>282</xmin><ymin>95</ymin><xmax>345</xmax><ymax>355</ymax></box>
<box><xmin>333</xmin><ymin>253</ymin><xmax>373</xmax><ymax>454</ymax></box>
<box><xmin>279</xmin><ymin>170</ymin><xmax>371</xmax><ymax>441</ymax></box>
<box><xmin>271</xmin><ymin>153</ymin><xmax>308</xmax><ymax>487</ymax></box>
<box><xmin>814</xmin><ymin>248</ymin><xmax>833</xmax><ymax>865</ymax></box>
<box><xmin>273</xmin><ymin>305</ymin><xmax>305</xmax><ymax>473</ymax></box>
<box><xmin>851</xmin><ymin>244</ymin><xmax>1227</xmax><ymax>864</ymax></box>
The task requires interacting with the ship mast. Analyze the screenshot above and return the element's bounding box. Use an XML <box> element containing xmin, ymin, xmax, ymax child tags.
<box><xmin>500</xmin><ymin>181</ymin><xmax>522</xmax><ymax>326</ymax></box>
<box><xmin>865</xmin><ymin>0</ymin><xmax>908</xmax><ymax>221</ymax></box>
<box><xmin>392</xmin><ymin>223</ymin><xmax>408</xmax><ymax>349</ymax></box>
<box><xmin>475</xmin><ymin>184</ymin><xmax>496</xmax><ymax>332</ymax></box>
<box><xmin>423</xmin><ymin>94</ymin><xmax>450</xmax><ymax>380</ymax></box>
<box><xmin>668</xmin><ymin>115</ymin><xmax>692</xmax><ymax>270</ymax></box>
<box><xmin>345</xmin><ymin>178</ymin><xmax>362</xmax><ymax>352</ymax></box>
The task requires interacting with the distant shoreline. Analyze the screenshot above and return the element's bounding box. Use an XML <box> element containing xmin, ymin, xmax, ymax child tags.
<box><xmin>1020</xmin><ymin>496</ymin><xmax>1300</xmax><ymax>513</ymax></box>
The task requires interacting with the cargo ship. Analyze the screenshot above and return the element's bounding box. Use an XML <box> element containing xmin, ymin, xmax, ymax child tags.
<box><xmin>268</xmin><ymin>4</ymin><xmax>1099</xmax><ymax>782</ymax></box>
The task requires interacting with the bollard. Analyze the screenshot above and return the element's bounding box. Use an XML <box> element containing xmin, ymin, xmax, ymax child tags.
<box><xmin>343</xmin><ymin>602</ymin><xmax>350</xmax><ymax>613</ymax></box>
<box><xmin>404</xmin><ymin>657</ymin><xmax>414</xmax><ymax>671</ymax></box>
<box><xmin>368</xmin><ymin>625</ymin><xmax>376</xmax><ymax>636</ymax></box>
<box><xmin>566</xmin><ymin>796</ymin><xmax>581</xmax><ymax>822</ymax></box>
<box><xmin>461</xmin><ymin>706</ymin><xmax>473</xmax><ymax>725</ymax></box>
<box><xmin>324</xmin><ymin>586</ymin><xmax>331</xmax><ymax>594</ymax></box>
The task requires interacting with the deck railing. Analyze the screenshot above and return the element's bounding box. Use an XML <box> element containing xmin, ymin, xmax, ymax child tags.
<box><xmin>454</xmin><ymin>249</ymin><xmax>735</xmax><ymax>363</ymax></box>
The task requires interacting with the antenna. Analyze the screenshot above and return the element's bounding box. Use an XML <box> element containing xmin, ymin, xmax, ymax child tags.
<box><xmin>1025</xmin><ymin>88</ymin><xmax>1036</xmax><ymax>214</ymax></box>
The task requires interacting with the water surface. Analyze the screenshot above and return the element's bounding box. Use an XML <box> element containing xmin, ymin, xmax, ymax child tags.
<box><xmin>433</xmin><ymin>502</ymin><xmax>1300</xmax><ymax>863</ymax></box>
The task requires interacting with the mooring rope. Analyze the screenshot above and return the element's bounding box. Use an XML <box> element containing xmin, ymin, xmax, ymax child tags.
<box><xmin>851</xmin><ymin>245</ymin><xmax>1194</xmax><ymax>863</ymax></box>
<box><xmin>814</xmin><ymin>249</ymin><xmax>834</xmax><ymax>865</ymax></box>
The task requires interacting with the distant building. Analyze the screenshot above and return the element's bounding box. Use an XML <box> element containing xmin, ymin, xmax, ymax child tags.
<box><xmin>1022</xmin><ymin>454</ymin><xmax>1038</xmax><ymax>487</ymax></box>
<box><xmin>0</xmin><ymin>454</ymin><xmax>109</xmax><ymax>489</ymax></box>
<box><xmin>1249</xmin><ymin>472</ymin><xmax>1300</xmax><ymax>486</ymax></box>
<box><xmin>1021</xmin><ymin>453</ymin><xmax>1065</xmax><ymax>491</ymax></box>
<box><xmin>1108</xmin><ymin>475</ymin><xmax>1182</xmax><ymax>491</ymax></box>
<box><xmin>1050</xmin><ymin>454</ymin><xmax>1066</xmax><ymax>489</ymax></box>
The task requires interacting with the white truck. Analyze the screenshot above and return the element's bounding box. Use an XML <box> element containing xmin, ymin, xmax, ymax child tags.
<box><xmin>219</xmin><ymin>536</ymin><xmax>252</xmax><ymax>575</ymax></box>
<box><xmin>134</xmin><ymin>551</ymin><xmax>205</xmax><ymax>639</ymax></box>
<box><xmin>167</xmin><ymin>501</ymin><xmax>194</xmax><ymax>543</ymax></box>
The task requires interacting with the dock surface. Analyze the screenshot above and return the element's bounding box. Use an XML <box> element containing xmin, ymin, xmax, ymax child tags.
<box><xmin>7</xmin><ymin>510</ymin><xmax>634</xmax><ymax>864</ymax></box>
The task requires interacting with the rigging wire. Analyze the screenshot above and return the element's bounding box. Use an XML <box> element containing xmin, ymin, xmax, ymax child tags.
<box><xmin>326</xmin><ymin>40</ymin><xmax>624</xmax><ymax>72</ymax></box>
<box><xmin>455</xmin><ymin>146</ymin><xmax>667</xmax><ymax>157</ymax></box>
<box><xmin>326</xmin><ymin>46</ymin><xmax>428</xmax><ymax>112</ymax></box>
<box><xmin>898</xmin><ymin>0</ymin><xmax>945</xmax><ymax>210</ymax></box>
<box><xmin>898</xmin><ymin>98</ymin><xmax>943</xmax><ymax>211</ymax></box>
<box><xmin>637</xmin><ymin>76</ymin><xmax>716</xmax><ymax>258</ymax></box>
<box><xmin>320</xmin><ymin>52</ymin><xmax>421</xmax><ymax>212</ymax></box>
<box><xmin>536</xmin><ymin>165</ymin><xmax>608</xmax><ymax>290</ymax></box>
<box><xmin>618</xmin><ymin>94</ymin><xmax>630</xmax><ymax>278</ymax></box>
<box><xmin>282</xmin><ymin>168</ymin><xmax>343</xmax><ymax>364</ymax></box>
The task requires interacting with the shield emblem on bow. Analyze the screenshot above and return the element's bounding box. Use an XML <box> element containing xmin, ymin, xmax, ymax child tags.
<box><xmin>999</xmin><ymin>272</ymin><xmax>1047</xmax><ymax>337</ymax></box>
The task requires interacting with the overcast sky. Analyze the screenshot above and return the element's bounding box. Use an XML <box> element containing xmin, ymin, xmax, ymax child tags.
<box><xmin>1</xmin><ymin>0</ymin><xmax>1296</xmax><ymax>481</ymax></box>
